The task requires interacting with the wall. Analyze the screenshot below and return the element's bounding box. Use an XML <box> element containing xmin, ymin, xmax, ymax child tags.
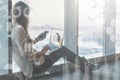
<box><xmin>0</xmin><ymin>0</ymin><xmax>8</xmax><ymax>75</ymax></box>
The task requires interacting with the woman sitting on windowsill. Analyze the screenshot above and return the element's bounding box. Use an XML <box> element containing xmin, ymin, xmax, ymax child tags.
<box><xmin>11</xmin><ymin>1</ymin><xmax>99</xmax><ymax>79</ymax></box>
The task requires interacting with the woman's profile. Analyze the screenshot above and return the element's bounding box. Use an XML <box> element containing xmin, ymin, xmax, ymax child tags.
<box><xmin>11</xmin><ymin>1</ymin><xmax>99</xmax><ymax>79</ymax></box>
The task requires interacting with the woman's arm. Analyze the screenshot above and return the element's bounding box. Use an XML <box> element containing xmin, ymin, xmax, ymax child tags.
<box><xmin>14</xmin><ymin>26</ymin><xmax>36</xmax><ymax>62</ymax></box>
<box><xmin>33</xmin><ymin>31</ymin><xmax>49</xmax><ymax>43</ymax></box>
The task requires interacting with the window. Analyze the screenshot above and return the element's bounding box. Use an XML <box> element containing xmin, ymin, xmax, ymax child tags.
<box><xmin>3</xmin><ymin>0</ymin><xmax>118</xmax><ymax>76</ymax></box>
<box><xmin>78</xmin><ymin>0</ymin><xmax>104</xmax><ymax>59</ymax></box>
<box><xmin>29</xmin><ymin>0</ymin><xmax>64</xmax><ymax>65</ymax></box>
<box><xmin>79</xmin><ymin>0</ymin><xmax>118</xmax><ymax>59</ymax></box>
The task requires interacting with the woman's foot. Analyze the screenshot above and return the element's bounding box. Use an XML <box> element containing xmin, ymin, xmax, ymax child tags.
<box><xmin>80</xmin><ymin>57</ymin><xmax>100</xmax><ymax>75</ymax></box>
<box><xmin>86</xmin><ymin>63</ymin><xmax>100</xmax><ymax>74</ymax></box>
<box><xmin>81</xmin><ymin>63</ymin><xmax>100</xmax><ymax>75</ymax></box>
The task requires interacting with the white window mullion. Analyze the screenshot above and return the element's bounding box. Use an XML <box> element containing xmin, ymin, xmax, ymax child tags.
<box><xmin>103</xmin><ymin>0</ymin><xmax>116</xmax><ymax>55</ymax></box>
<box><xmin>64</xmin><ymin>0</ymin><xmax>78</xmax><ymax>54</ymax></box>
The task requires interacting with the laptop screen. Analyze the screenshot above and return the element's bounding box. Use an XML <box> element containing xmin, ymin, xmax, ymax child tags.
<box><xmin>50</xmin><ymin>29</ymin><xmax>64</xmax><ymax>47</ymax></box>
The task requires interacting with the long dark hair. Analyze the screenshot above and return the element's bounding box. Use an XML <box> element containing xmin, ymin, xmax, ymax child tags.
<box><xmin>13</xmin><ymin>1</ymin><xmax>30</xmax><ymax>33</ymax></box>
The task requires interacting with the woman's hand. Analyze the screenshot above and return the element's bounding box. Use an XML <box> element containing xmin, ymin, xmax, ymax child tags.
<box><xmin>33</xmin><ymin>31</ymin><xmax>49</xmax><ymax>43</ymax></box>
<box><xmin>28</xmin><ymin>53</ymin><xmax>36</xmax><ymax>62</ymax></box>
<box><xmin>36</xmin><ymin>46</ymin><xmax>50</xmax><ymax>58</ymax></box>
<box><xmin>36</xmin><ymin>51</ymin><xmax>42</xmax><ymax>58</ymax></box>
<box><xmin>37</xmin><ymin>31</ymin><xmax>49</xmax><ymax>40</ymax></box>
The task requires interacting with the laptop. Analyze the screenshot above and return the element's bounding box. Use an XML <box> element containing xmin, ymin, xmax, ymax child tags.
<box><xmin>32</xmin><ymin>28</ymin><xmax>64</xmax><ymax>52</ymax></box>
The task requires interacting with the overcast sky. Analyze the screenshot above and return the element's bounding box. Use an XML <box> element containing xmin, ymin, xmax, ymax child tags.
<box><xmin>12</xmin><ymin>0</ymin><xmax>119</xmax><ymax>28</ymax></box>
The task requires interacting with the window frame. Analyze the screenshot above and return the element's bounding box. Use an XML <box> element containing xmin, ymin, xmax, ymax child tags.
<box><xmin>7</xmin><ymin>0</ymin><xmax>118</xmax><ymax>75</ymax></box>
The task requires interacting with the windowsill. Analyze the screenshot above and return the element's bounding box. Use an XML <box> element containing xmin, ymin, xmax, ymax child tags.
<box><xmin>88</xmin><ymin>53</ymin><xmax>120</xmax><ymax>64</ymax></box>
<box><xmin>80</xmin><ymin>53</ymin><xmax>103</xmax><ymax>59</ymax></box>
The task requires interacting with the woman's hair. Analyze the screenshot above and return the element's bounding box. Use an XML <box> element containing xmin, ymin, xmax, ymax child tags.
<box><xmin>13</xmin><ymin>1</ymin><xmax>30</xmax><ymax>32</ymax></box>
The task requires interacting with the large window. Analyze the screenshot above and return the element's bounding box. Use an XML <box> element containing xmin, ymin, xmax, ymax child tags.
<box><xmin>1</xmin><ymin>0</ymin><xmax>119</xmax><ymax>76</ymax></box>
<box><xmin>78</xmin><ymin>0</ymin><xmax>104</xmax><ymax>59</ymax></box>
<box><xmin>79</xmin><ymin>0</ymin><xmax>118</xmax><ymax>58</ymax></box>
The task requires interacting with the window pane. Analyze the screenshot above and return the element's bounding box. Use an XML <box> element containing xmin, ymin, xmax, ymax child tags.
<box><xmin>79</xmin><ymin>0</ymin><xmax>104</xmax><ymax>59</ymax></box>
<box><xmin>116</xmin><ymin>0</ymin><xmax>120</xmax><ymax>54</ymax></box>
<box><xmin>29</xmin><ymin>0</ymin><xmax>64</xmax><ymax>65</ymax></box>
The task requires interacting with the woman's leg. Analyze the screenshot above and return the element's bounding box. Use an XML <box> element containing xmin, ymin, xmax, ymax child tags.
<box><xmin>39</xmin><ymin>46</ymin><xmax>84</xmax><ymax>73</ymax></box>
<box><xmin>33</xmin><ymin>46</ymin><xmax>63</xmax><ymax>74</ymax></box>
<box><xmin>57</xmin><ymin>46</ymin><xmax>86</xmax><ymax>64</ymax></box>
<box><xmin>33</xmin><ymin>46</ymin><xmax>98</xmax><ymax>74</ymax></box>
<box><xmin>47</xmin><ymin>46</ymin><xmax>97</xmax><ymax>74</ymax></box>
<box><xmin>50</xmin><ymin>46</ymin><xmax>86</xmax><ymax>69</ymax></box>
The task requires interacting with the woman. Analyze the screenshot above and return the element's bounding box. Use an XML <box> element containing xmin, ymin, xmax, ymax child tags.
<box><xmin>11</xmin><ymin>1</ymin><xmax>98</xmax><ymax>79</ymax></box>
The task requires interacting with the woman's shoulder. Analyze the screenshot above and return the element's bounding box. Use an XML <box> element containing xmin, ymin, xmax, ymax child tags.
<box><xmin>12</xmin><ymin>23</ymin><xmax>23</xmax><ymax>30</ymax></box>
<box><xmin>12</xmin><ymin>23</ymin><xmax>25</xmax><ymax>33</ymax></box>
<box><xmin>11</xmin><ymin>23</ymin><xmax>29</xmax><ymax>43</ymax></box>
<box><xmin>12</xmin><ymin>23</ymin><xmax>28</xmax><ymax>39</ymax></box>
